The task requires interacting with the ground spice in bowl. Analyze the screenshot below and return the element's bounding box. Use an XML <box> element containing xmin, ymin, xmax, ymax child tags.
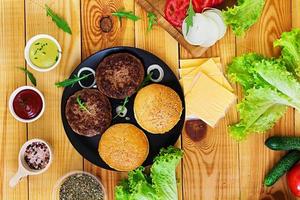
<box><xmin>57</xmin><ymin>172</ymin><xmax>105</xmax><ymax>200</ymax></box>
<box><xmin>24</xmin><ymin>141</ymin><xmax>50</xmax><ymax>170</ymax></box>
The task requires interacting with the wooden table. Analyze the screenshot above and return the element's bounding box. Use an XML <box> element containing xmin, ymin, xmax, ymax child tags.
<box><xmin>1</xmin><ymin>0</ymin><xmax>300</xmax><ymax>199</ymax></box>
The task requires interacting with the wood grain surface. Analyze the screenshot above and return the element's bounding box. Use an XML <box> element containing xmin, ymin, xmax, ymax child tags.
<box><xmin>0</xmin><ymin>0</ymin><xmax>300</xmax><ymax>199</ymax></box>
<box><xmin>81</xmin><ymin>0</ymin><xmax>134</xmax><ymax>199</ymax></box>
<box><xmin>0</xmin><ymin>1</ymin><xmax>27</xmax><ymax>199</ymax></box>
<box><xmin>25</xmin><ymin>1</ymin><xmax>83</xmax><ymax>199</ymax></box>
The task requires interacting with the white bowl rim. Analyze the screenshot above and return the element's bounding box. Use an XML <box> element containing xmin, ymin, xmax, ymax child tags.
<box><xmin>18</xmin><ymin>138</ymin><xmax>53</xmax><ymax>175</ymax></box>
<box><xmin>24</xmin><ymin>34</ymin><xmax>62</xmax><ymax>72</ymax></box>
<box><xmin>9</xmin><ymin>86</ymin><xmax>45</xmax><ymax>123</ymax></box>
<box><xmin>52</xmin><ymin>170</ymin><xmax>107</xmax><ymax>200</ymax></box>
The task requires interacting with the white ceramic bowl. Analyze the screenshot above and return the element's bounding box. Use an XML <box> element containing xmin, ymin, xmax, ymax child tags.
<box><xmin>24</xmin><ymin>34</ymin><xmax>62</xmax><ymax>72</ymax></box>
<box><xmin>9</xmin><ymin>86</ymin><xmax>45</xmax><ymax>123</ymax></box>
<box><xmin>52</xmin><ymin>171</ymin><xmax>107</xmax><ymax>200</ymax></box>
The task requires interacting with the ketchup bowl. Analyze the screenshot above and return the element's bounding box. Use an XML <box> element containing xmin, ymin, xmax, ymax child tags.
<box><xmin>9</xmin><ymin>86</ymin><xmax>45</xmax><ymax>123</ymax></box>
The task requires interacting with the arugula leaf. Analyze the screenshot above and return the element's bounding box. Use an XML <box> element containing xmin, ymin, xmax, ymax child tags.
<box><xmin>185</xmin><ymin>0</ymin><xmax>195</xmax><ymax>35</ymax></box>
<box><xmin>45</xmin><ymin>4</ymin><xmax>72</xmax><ymax>34</ymax></box>
<box><xmin>138</xmin><ymin>72</ymin><xmax>153</xmax><ymax>91</ymax></box>
<box><xmin>147</xmin><ymin>12</ymin><xmax>157</xmax><ymax>32</ymax></box>
<box><xmin>76</xmin><ymin>96</ymin><xmax>90</xmax><ymax>113</ymax></box>
<box><xmin>19</xmin><ymin>67</ymin><xmax>37</xmax><ymax>86</ymax></box>
<box><xmin>113</xmin><ymin>96</ymin><xmax>129</xmax><ymax>119</ymax></box>
<box><xmin>55</xmin><ymin>73</ymin><xmax>92</xmax><ymax>88</ymax></box>
<box><xmin>112</xmin><ymin>10</ymin><xmax>140</xmax><ymax>25</ymax></box>
<box><xmin>222</xmin><ymin>0</ymin><xmax>265</xmax><ymax>36</ymax></box>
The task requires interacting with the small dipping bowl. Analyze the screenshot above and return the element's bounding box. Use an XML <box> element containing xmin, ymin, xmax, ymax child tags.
<box><xmin>52</xmin><ymin>171</ymin><xmax>106</xmax><ymax>200</ymax></box>
<box><xmin>24</xmin><ymin>34</ymin><xmax>62</xmax><ymax>72</ymax></box>
<box><xmin>9</xmin><ymin>86</ymin><xmax>45</xmax><ymax>123</ymax></box>
<box><xmin>9</xmin><ymin>139</ymin><xmax>53</xmax><ymax>188</ymax></box>
<box><xmin>77</xmin><ymin>67</ymin><xmax>96</xmax><ymax>89</ymax></box>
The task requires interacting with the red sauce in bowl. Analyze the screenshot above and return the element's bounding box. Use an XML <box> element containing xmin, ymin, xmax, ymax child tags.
<box><xmin>12</xmin><ymin>89</ymin><xmax>43</xmax><ymax>120</ymax></box>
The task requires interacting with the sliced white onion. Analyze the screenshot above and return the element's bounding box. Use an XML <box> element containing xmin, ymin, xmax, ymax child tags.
<box><xmin>147</xmin><ymin>64</ymin><xmax>164</xmax><ymax>83</ymax></box>
<box><xmin>202</xmin><ymin>7</ymin><xmax>223</xmax><ymax>16</ymax></box>
<box><xmin>182</xmin><ymin>13</ymin><xmax>219</xmax><ymax>47</ymax></box>
<box><xmin>77</xmin><ymin>67</ymin><xmax>96</xmax><ymax>89</ymax></box>
<box><xmin>203</xmin><ymin>10</ymin><xmax>227</xmax><ymax>40</ymax></box>
<box><xmin>116</xmin><ymin>105</ymin><xmax>127</xmax><ymax>117</ymax></box>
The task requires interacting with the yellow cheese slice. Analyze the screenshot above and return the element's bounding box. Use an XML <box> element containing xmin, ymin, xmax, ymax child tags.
<box><xmin>180</xmin><ymin>57</ymin><xmax>221</xmax><ymax>68</ymax></box>
<box><xmin>180</xmin><ymin>76</ymin><xmax>199</xmax><ymax>96</ymax></box>
<box><xmin>185</xmin><ymin>72</ymin><xmax>236</xmax><ymax>127</ymax></box>
<box><xmin>179</xmin><ymin>59</ymin><xmax>233</xmax><ymax>92</ymax></box>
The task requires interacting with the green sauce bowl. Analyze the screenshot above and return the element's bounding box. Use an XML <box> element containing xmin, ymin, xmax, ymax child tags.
<box><xmin>24</xmin><ymin>34</ymin><xmax>62</xmax><ymax>72</ymax></box>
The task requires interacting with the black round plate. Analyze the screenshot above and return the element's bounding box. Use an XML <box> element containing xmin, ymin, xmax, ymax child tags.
<box><xmin>61</xmin><ymin>46</ymin><xmax>185</xmax><ymax>170</ymax></box>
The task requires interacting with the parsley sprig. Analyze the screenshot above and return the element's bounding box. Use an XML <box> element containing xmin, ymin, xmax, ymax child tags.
<box><xmin>76</xmin><ymin>96</ymin><xmax>90</xmax><ymax>113</ymax></box>
<box><xmin>147</xmin><ymin>12</ymin><xmax>157</xmax><ymax>32</ymax></box>
<box><xmin>185</xmin><ymin>0</ymin><xmax>195</xmax><ymax>35</ymax></box>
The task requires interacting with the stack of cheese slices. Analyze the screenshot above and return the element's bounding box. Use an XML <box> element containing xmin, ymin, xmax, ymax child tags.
<box><xmin>179</xmin><ymin>58</ymin><xmax>236</xmax><ymax>127</ymax></box>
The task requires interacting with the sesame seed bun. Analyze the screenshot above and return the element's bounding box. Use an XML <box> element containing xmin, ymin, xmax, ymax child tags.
<box><xmin>98</xmin><ymin>123</ymin><xmax>149</xmax><ymax>171</ymax></box>
<box><xmin>134</xmin><ymin>84</ymin><xmax>183</xmax><ymax>134</ymax></box>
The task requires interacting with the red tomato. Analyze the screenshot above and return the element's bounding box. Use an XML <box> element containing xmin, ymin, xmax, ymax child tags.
<box><xmin>164</xmin><ymin>0</ymin><xmax>224</xmax><ymax>27</ymax></box>
<box><xmin>287</xmin><ymin>163</ymin><xmax>300</xmax><ymax>197</ymax></box>
<box><xmin>193</xmin><ymin>0</ymin><xmax>224</xmax><ymax>12</ymax></box>
<box><xmin>165</xmin><ymin>0</ymin><xmax>190</xmax><ymax>27</ymax></box>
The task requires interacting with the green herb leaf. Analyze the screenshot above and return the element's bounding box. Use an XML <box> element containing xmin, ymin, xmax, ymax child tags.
<box><xmin>45</xmin><ymin>4</ymin><xmax>72</xmax><ymax>34</ymax></box>
<box><xmin>113</xmin><ymin>96</ymin><xmax>129</xmax><ymax>119</ymax></box>
<box><xmin>112</xmin><ymin>10</ymin><xmax>140</xmax><ymax>25</ymax></box>
<box><xmin>76</xmin><ymin>96</ymin><xmax>90</xmax><ymax>113</ymax></box>
<box><xmin>185</xmin><ymin>0</ymin><xmax>195</xmax><ymax>35</ymax></box>
<box><xmin>18</xmin><ymin>67</ymin><xmax>37</xmax><ymax>86</ymax></box>
<box><xmin>55</xmin><ymin>73</ymin><xmax>92</xmax><ymax>88</ymax></box>
<box><xmin>147</xmin><ymin>12</ymin><xmax>157</xmax><ymax>32</ymax></box>
<box><xmin>138</xmin><ymin>72</ymin><xmax>153</xmax><ymax>91</ymax></box>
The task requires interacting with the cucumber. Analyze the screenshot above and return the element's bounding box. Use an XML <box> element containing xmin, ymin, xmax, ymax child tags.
<box><xmin>265</xmin><ymin>136</ymin><xmax>300</xmax><ymax>150</ymax></box>
<box><xmin>264</xmin><ymin>150</ymin><xmax>300</xmax><ymax>186</ymax></box>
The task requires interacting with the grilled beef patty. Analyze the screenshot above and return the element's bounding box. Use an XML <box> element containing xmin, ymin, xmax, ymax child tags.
<box><xmin>96</xmin><ymin>53</ymin><xmax>145</xmax><ymax>99</ymax></box>
<box><xmin>65</xmin><ymin>89</ymin><xmax>112</xmax><ymax>137</ymax></box>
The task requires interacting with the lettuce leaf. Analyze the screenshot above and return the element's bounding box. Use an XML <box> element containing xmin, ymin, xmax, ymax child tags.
<box><xmin>229</xmin><ymin>87</ymin><xmax>288</xmax><ymax>140</ymax></box>
<box><xmin>222</xmin><ymin>0</ymin><xmax>266</xmax><ymax>36</ymax></box>
<box><xmin>227</xmin><ymin>53</ymin><xmax>300</xmax><ymax>140</ymax></box>
<box><xmin>227</xmin><ymin>53</ymin><xmax>266</xmax><ymax>91</ymax></box>
<box><xmin>151</xmin><ymin>146</ymin><xmax>183</xmax><ymax>200</ymax></box>
<box><xmin>115</xmin><ymin>146</ymin><xmax>183</xmax><ymax>200</ymax></box>
<box><xmin>274</xmin><ymin>29</ymin><xmax>300</xmax><ymax>78</ymax></box>
<box><xmin>255</xmin><ymin>59</ymin><xmax>300</xmax><ymax>110</ymax></box>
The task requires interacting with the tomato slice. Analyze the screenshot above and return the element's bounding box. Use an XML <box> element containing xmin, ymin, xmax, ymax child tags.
<box><xmin>165</xmin><ymin>0</ymin><xmax>190</xmax><ymax>27</ymax></box>
<box><xmin>192</xmin><ymin>0</ymin><xmax>224</xmax><ymax>13</ymax></box>
<box><xmin>164</xmin><ymin>0</ymin><xmax>225</xmax><ymax>27</ymax></box>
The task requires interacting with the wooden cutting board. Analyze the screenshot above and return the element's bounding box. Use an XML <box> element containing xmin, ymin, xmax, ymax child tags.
<box><xmin>135</xmin><ymin>0</ymin><xmax>236</xmax><ymax>57</ymax></box>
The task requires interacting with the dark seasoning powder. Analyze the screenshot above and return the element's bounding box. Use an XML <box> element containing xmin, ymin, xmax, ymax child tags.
<box><xmin>59</xmin><ymin>173</ymin><xmax>104</xmax><ymax>200</ymax></box>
